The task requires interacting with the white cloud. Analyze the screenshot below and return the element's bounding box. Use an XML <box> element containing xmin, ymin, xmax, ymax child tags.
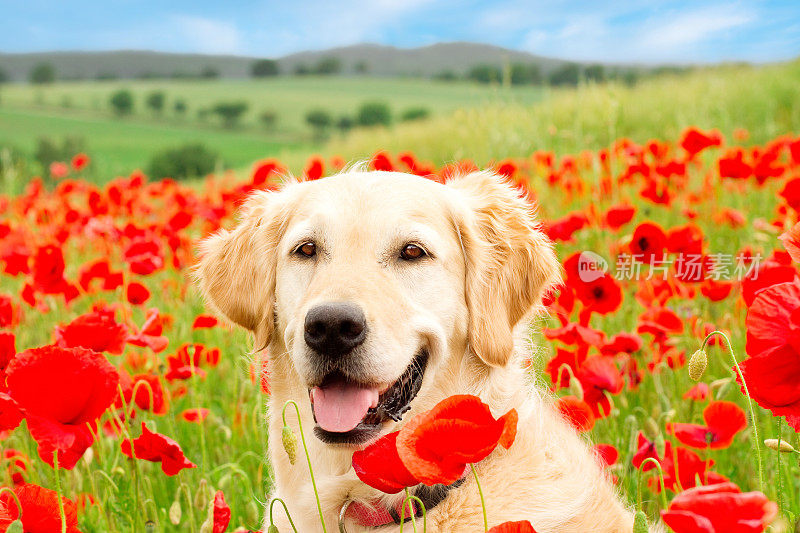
<box><xmin>637</xmin><ymin>6</ymin><xmax>754</xmax><ymax>56</ymax></box>
<box><xmin>173</xmin><ymin>15</ymin><xmax>243</xmax><ymax>55</ymax></box>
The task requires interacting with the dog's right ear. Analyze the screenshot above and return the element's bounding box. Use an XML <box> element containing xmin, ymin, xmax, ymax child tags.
<box><xmin>195</xmin><ymin>190</ymin><xmax>283</xmax><ymax>348</ymax></box>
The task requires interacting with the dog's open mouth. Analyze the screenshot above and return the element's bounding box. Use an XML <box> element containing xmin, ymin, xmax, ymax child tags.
<box><xmin>309</xmin><ymin>351</ymin><xmax>428</xmax><ymax>445</ymax></box>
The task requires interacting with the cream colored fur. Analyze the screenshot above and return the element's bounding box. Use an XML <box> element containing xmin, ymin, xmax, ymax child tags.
<box><xmin>196</xmin><ymin>170</ymin><xmax>643</xmax><ymax>532</ymax></box>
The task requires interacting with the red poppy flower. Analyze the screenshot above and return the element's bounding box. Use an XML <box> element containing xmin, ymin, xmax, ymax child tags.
<box><xmin>71</xmin><ymin>153</ymin><xmax>89</xmax><ymax>171</ymax></box>
<box><xmin>0</xmin><ymin>294</ymin><xmax>18</xmax><ymax>328</ymax></box>
<box><xmin>121</xmin><ymin>423</ymin><xmax>196</xmax><ymax>476</ymax></box>
<box><xmin>181</xmin><ymin>408</ymin><xmax>210</xmax><ymax>423</ymax></box>
<box><xmin>741</xmin><ymin>260</ymin><xmax>797</xmax><ymax>306</ymax></box>
<box><xmin>126</xmin><ymin>282</ymin><xmax>151</xmax><ymax>305</ymax></box>
<box><xmin>718</xmin><ymin>149</ymin><xmax>752</xmax><ymax>179</ymax></box>
<box><xmin>211</xmin><ymin>491</ymin><xmax>231</xmax><ymax>533</ymax></box>
<box><xmin>600</xmin><ymin>333</ymin><xmax>643</xmax><ymax>356</ymax></box>
<box><xmin>29</xmin><ymin>245</ymin><xmax>78</xmax><ymax>301</ymax></box>
<box><xmin>544</xmin><ymin>322</ymin><xmax>606</xmax><ymax>351</ymax></box>
<box><xmin>630</xmin><ymin>222</ymin><xmax>667</xmax><ymax>262</ymax></box>
<box><xmin>6</xmin><ymin>345</ymin><xmax>119</xmax><ymax>469</ymax></box>
<box><xmin>545</xmin><ymin>348</ymin><xmax>586</xmax><ymax>389</ymax></box>
<box><xmin>575</xmin><ymin>273</ymin><xmax>623</xmax><ymax>315</ymax></box>
<box><xmin>55</xmin><ymin>307</ymin><xmax>128</xmax><ymax>354</ymax></box>
<box><xmin>780</xmin><ymin>177</ymin><xmax>800</xmax><ymax>211</ymax></box>
<box><xmin>4</xmin><ymin>449</ymin><xmax>27</xmax><ymax>485</ymax></box>
<box><xmin>304</xmin><ymin>157</ymin><xmax>324</xmax><ymax>181</ymax></box>
<box><xmin>370</xmin><ymin>151</ymin><xmax>394</xmax><ymax>172</ymax></box>
<box><xmin>78</xmin><ymin>259</ymin><xmax>123</xmax><ymax>292</ymax></box>
<box><xmin>123</xmin><ymin>238</ymin><xmax>164</xmax><ymax>276</ymax></box>
<box><xmin>0</xmin><ymin>393</ymin><xmax>23</xmax><ymax>433</ymax></box>
<box><xmin>683</xmin><ymin>383</ymin><xmax>710</xmax><ymax>401</ymax></box>
<box><xmin>0</xmin><ymin>332</ymin><xmax>15</xmax><ymax>391</ymax></box>
<box><xmin>555</xmin><ymin>396</ymin><xmax>595</xmax><ymax>432</ymax></box>
<box><xmin>656</xmin><ymin>444</ymin><xmax>726</xmax><ymax>493</ymax></box>
<box><xmin>740</xmin><ymin>279</ymin><xmax>800</xmax><ymax>429</ymax></box>
<box><xmin>666</xmin><ymin>224</ymin><xmax>704</xmax><ymax>256</ymax></box>
<box><xmin>576</xmin><ymin>356</ymin><xmax>624</xmax><ymax>419</ymax></box>
<box><xmin>192</xmin><ymin>315</ymin><xmax>218</xmax><ymax>329</ymax></box>
<box><xmin>0</xmin><ymin>483</ymin><xmax>81</xmax><ymax>533</ymax></box>
<box><xmin>668</xmin><ymin>401</ymin><xmax>746</xmax><ymax>449</ymax></box>
<box><xmin>680</xmin><ymin>127</ymin><xmax>722</xmax><ymax>158</ymax></box>
<box><xmin>603</xmin><ymin>204</ymin><xmax>636</xmax><ymax>230</ymax></box>
<box><xmin>661</xmin><ymin>482</ymin><xmax>777</xmax><ymax>533</ymax></box>
<box><xmin>632</xmin><ymin>432</ymin><xmax>661</xmax><ymax>471</ymax></box>
<box><xmin>120</xmin><ymin>373</ymin><xmax>169</xmax><ymax>415</ymax></box>
<box><xmin>352</xmin><ymin>431</ymin><xmax>420</xmax><ymax>493</ymax></box>
<box><xmin>396</xmin><ymin>395</ymin><xmax>517</xmax><ymax>485</ymax></box>
<box><xmin>543</xmin><ymin>212</ymin><xmax>589</xmax><ymax>242</ymax></box>
<box><xmin>700</xmin><ymin>279</ymin><xmax>733</xmax><ymax>301</ymax></box>
<box><xmin>126</xmin><ymin>308</ymin><xmax>169</xmax><ymax>353</ymax></box>
<box><xmin>488</xmin><ymin>521</ymin><xmax>537</xmax><ymax>533</ymax></box>
<box><xmin>251</xmin><ymin>159</ymin><xmax>285</xmax><ymax>186</ymax></box>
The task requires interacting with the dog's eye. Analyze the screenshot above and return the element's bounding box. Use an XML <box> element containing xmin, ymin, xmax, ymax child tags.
<box><xmin>400</xmin><ymin>243</ymin><xmax>426</xmax><ymax>261</ymax></box>
<box><xmin>295</xmin><ymin>242</ymin><xmax>316</xmax><ymax>258</ymax></box>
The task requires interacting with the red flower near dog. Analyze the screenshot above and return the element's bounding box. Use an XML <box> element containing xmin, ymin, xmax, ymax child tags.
<box><xmin>576</xmin><ymin>357</ymin><xmax>624</xmax><ymax>418</ymax></box>
<box><xmin>488</xmin><ymin>520</ymin><xmax>538</xmax><ymax>533</ymax></box>
<box><xmin>0</xmin><ymin>483</ymin><xmax>81</xmax><ymax>533</ymax></box>
<box><xmin>352</xmin><ymin>431</ymin><xmax>419</xmax><ymax>493</ymax></box>
<box><xmin>211</xmin><ymin>491</ymin><xmax>231</xmax><ymax>533</ymax></box>
<box><xmin>555</xmin><ymin>396</ymin><xmax>595</xmax><ymax>432</ymax></box>
<box><xmin>121</xmin><ymin>422</ymin><xmax>196</xmax><ymax>476</ymax></box>
<box><xmin>661</xmin><ymin>482</ymin><xmax>776</xmax><ymax>533</ymax></box>
<box><xmin>55</xmin><ymin>306</ymin><xmax>128</xmax><ymax>354</ymax></box>
<box><xmin>603</xmin><ymin>204</ymin><xmax>636</xmax><ymax>230</ymax></box>
<box><xmin>669</xmin><ymin>401</ymin><xmax>746</xmax><ymax>449</ymax></box>
<box><xmin>396</xmin><ymin>395</ymin><xmax>517</xmax><ymax>485</ymax></box>
<box><xmin>6</xmin><ymin>345</ymin><xmax>119</xmax><ymax>469</ymax></box>
<box><xmin>126</xmin><ymin>282</ymin><xmax>151</xmax><ymax>305</ymax></box>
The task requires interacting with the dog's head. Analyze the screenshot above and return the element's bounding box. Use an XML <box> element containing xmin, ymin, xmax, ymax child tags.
<box><xmin>196</xmin><ymin>170</ymin><xmax>559</xmax><ymax>446</ymax></box>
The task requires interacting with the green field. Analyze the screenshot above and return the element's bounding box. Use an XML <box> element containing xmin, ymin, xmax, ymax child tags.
<box><xmin>0</xmin><ymin>77</ymin><xmax>544</xmax><ymax>179</ymax></box>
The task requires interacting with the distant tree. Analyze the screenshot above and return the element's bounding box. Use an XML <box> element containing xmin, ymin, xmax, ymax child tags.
<box><xmin>621</xmin><ymin>69</ymin><xmax>640</xmax><ymax>87</ymax></box>
<box><xmin>29</xmin><ymin>63</ymin><xmax>56</xmax><ymax>84</ymax></box>
<box><xmin>146</xmin><ymin>91</ymin><xmax>166</xmax><ymax>115</ymax></box>
<box><xmin>549</xmin><ymin>63</ymin><xmax>581</xmax><ymax>86</ymax></box>
<box><xmin>197</xmin><ymin>108</ymin><xmax>211</xmax><ymax>122</ymax></box>
<box><xmin>0</xmin><ymin>68</ymin><xmax>8</xmax><ymax>84</ymax></box>
<box><xmin>433</xmin><ymin>70</ymin><xmax>458</xmax><ymax>82</ymax></box>
<box><xmin>212</xmin><ymin>101</ymin><xmax>249</xmax><ymax>128</ymax></box>
<box><xmin>354</xmin><ymin>61</ymin><xmax>369</xmax><ymax>74</ymax></box>
<box><xmin>584</xmin><ymin>64</ymin><xmax>605</xmax><ymax>83</ymax></box>
<box><xmin>510</xmin><ymin>63</ymin><xmax>542</xmax><ymax>85</ymax></box>
<box><xmin>137</xmin><ymin>71</ymin><xmax>158</xmax><ymax>80</ymax></box>
<box><xmin>305</xmin><ymin>108</ymin><xmax>333</xmax><ymax>138</ymax></box>
<box><xmin>294</xmin><ymin>64</ymin><xmax>311</xmax><ymax>76</ymax></box>
<box><xmin>400</xmin><ymin>107</ymin><xmax>430</xmax><ymax>122</ymax></box>
<box><xmin>259</xmin><ymin>110</ymin><xmax>278</xmax><ymax>131</ymax></box>
<box><xmin>95</xmin><ymin>71</ymin><xmax>118</xmax><ymax>81</ymax></box>
<box><xmin>251</xmin><ymin>59</ymin><xmax>280</xmax><ymax>78</ymax></box>
<box><xmin>174</xmin><ymin>99</ymin><xmax>187</xmax><ymax>116</ymax></box>
<box><xmin>357</xmin><ymin>102</ymin><xmax>391</xmax><ymax>127</ymax></box>
<box><xmin>336</xmin><ymin>115</ymin><xmax>354</xmax><ymax>134</ymax></box>
<box><xmin>34</xmin><ymin>136</ymin><xmax>85</xmax><ymax>174</ymax></box>
<box><xmin>467</xmin><ymin>64</ymin><xmax>501</xmax><ymax>84</ymax></box>
<box><xmin>109</xmin><ymin>89</ymin><xmax>134</xmax><ymax>116</ymax></box>
<box><xmin>149</xmin><ymin>143</ymin><xmax>219</xmax><ymax>180</ymax></box>
<box><xmin>314</xmin><ymin>57</ymin><xmax>342</xmax><ymax>75</ymax></box>
<box><xmin>201</xmin><ymin>66</ymin><xmax>220</xmax><ymax>79</ymax></box>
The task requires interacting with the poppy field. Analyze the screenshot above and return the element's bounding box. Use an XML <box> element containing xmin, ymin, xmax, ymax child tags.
<box><xmin>1</xmin><ymin>124</ymin><xmax>800</xmax><ymax>532</ymax></box>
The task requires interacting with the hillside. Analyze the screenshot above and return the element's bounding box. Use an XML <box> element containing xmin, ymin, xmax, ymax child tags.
<box><xmin>0</xmin><ymin>42</ymin><xmax>582</xmax><ymax>82</ymax></box>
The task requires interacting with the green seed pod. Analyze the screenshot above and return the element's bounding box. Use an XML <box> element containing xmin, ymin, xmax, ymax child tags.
<box><xmin>655</xmin><ymin>433</ymin><xmax>667</xmax><ymax>459</ymax></box>
<box><xmin>282</xmin><ymin>425</ymin><xmax>298</xmax><ymax>465</ymax></box>
<box><xmin>169</xmin><ymin>500</ymin><xmax>182</xmax><ymax>525</ymax></box>
<box><xmin>194</xmin><ymin>478</ymin><xmax>210</xmax><ymax>509</ymax></box>
<box><xmin>688</xmin><ymin>349</ymin><xmax>707</xmax><ymax>381</ymax></box>
<box><xmin>643</xmin><ymin>417</ymin><xmax>660</xmax><ymax>441</ymax></box>
<box><xmin>632</xmin><ymin>510</ymin><xmax>649</xmax><ymax>533</ymax></box>
<box><xmin>6</xmin><ymin>520</ymin><xmax>23</xmax><ymax>533</ymax></box>
<box><xmin>568</xmin><ymin>375</ymin><xmax>584</xmax><ymax>399</ymax></box>
<box><xmin>268</xmin><ymin>525</ymin><xmax>280</xmax><ymax>533</ymax></box>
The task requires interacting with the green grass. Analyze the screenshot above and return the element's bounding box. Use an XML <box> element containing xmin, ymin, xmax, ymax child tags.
<box><xmin>326</xmin><ymin>60</ymin><xmax>800</xmax><ymax>165</ymax></box>
<box><xmin>0</xmin><ymin>77</ymin><xmax>544</xmax><ymax>179</ymax></box>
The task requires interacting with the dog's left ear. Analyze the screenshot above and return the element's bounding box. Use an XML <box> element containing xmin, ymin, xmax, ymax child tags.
<box><xmin>448</xmin><ymin>171</ymin><xmax>561</xmax><ymax>368</ymax></box>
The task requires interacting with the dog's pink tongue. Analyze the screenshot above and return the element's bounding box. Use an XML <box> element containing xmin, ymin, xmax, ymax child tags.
<box><xmin>311</xmin><ymin>383</ymin><xmax>379</xmax><ymax>433</ymax></box>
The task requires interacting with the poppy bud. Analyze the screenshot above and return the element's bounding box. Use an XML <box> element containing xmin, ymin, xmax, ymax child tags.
<box><xmin>632</xmin><ymin>511</ymin><xmax>648</xmax><ymax>533</ymax></box>
<box><xmin>282</xmin><ymin>425</ymin><xmax>298</xmax><ymax>465</ymax></box>
<box><xmin>6</xmin><ymin>521</ymin><xmax>22</xmax><ymax>533</ymax></box>
<box><xmin>765</xmin><ymin>439</ymin><xmax>797</xmax><ymax>453</ymax></box>
<box><xmin>688</xmin><ymin>349</ymin><xmax>707</xmax><ymax>381</ymax></box>
<box><xmin>710</xmin><ymin>377</ymin><xmax>731</xmax><ymax>390</ymax></box>
<box><xmin>194</xmin><ymin>478</ymin><xmax>210</xmax><ymax>509</ymax></box>
<box><xmin>267</xmin><ymin>526</ymin><xmax>279</xmax><ymax>533</ymax></box>
<box><xmin>568</xmin><ymin>375</ymin><xmax>584</xmax><ymax>399</ymax></box>
<box><xmin>169</xmin><ymin>500</ymin><xmax>182</xmax><ymax>524</ymax></box>
<box><xmin>643</xmin><ymin>417</ymin><xmax>660</xmax><ymax>441</ymax></box>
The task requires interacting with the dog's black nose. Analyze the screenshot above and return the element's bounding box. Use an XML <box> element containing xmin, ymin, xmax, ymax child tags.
<box><xmin>304</xmin><ymin>302</ymin><xmax>367</xmax><ymax>356</ymax></box>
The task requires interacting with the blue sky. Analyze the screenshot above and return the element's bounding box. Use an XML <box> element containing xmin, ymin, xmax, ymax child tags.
<box><xmin>1</xmin><ymin>0</ymin><xmax>799</xmax><ymax>63</ymax></box>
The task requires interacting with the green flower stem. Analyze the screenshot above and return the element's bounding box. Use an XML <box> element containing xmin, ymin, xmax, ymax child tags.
<box><xmin>188</xmin><ymin>353</ymin><xmax>209</xmax><ymax>474</ymax></box>
<box><xmin>283</xmin><ymin>400</ymin><xmax>327</xmax><ymax>533</ymax></box>
<box><xmin>638</xmin><ymin>458</ymin><xmax>668</xmax><ymax>510</ymax></box>
<box><xmin>180</xmin><ymin>480</ymin><xmax>197</xmax><ymax>533</ymax></box>
<box><xmin>776</xmin><ymin>417</ymin><xmax>784</xmax><ymax>512</ymax></box>
<box><xmin>53</xmin><ymin>450</ymin><xmax>67</xmax><ymax>533</ymax></box>
<box><xmin>269</xmin><ymin>497</ymin><xmax>298</xmax><ymax>532</ymax></box>
<box><xmin>0</xmin><ymin>487</ymin><xmax>22</xmax><ymax>521</ymax></box>
<box><xmin>400</xmin><ymin>494</ymin><xmax>427</xmax><ymax>533</ymax></box>
<box><xmin>470</xmin><ymin>463</ymin><xmax>488</xmax><ymax>533</ymax></box>
<box><xmin>700</xmin><ymin>330</ymin><xmax>764</xmax><ymax>492</ymax></box>
<box><xmin>115</xmin><ymin>385</ymin><xmax>144</xmax><ymax>531</ymax></box>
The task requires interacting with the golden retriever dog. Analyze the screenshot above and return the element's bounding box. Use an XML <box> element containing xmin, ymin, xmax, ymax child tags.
<box><xmin>196</xmin><ymin>168</ymin><xmax>639</xmax><ymax>532</ymax></box>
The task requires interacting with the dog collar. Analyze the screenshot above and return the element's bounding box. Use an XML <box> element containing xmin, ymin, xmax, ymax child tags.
<box><xmin>338</xmin><ymin>480</ymin><xmax>462</xmax><ymax>531</ymax></box>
